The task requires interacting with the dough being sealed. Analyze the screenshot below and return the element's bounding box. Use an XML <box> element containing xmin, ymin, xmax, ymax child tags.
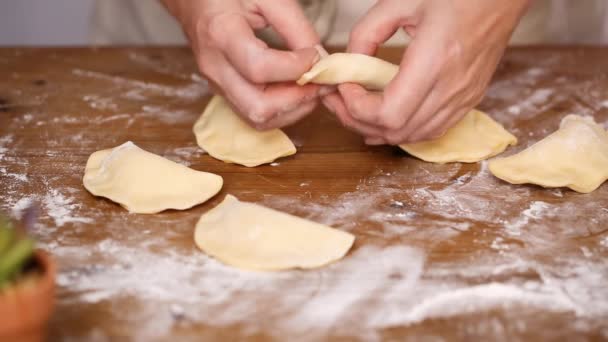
<box><xmin>83</xmin><ymin>141</ymin><xmax>223</xmax><ymax>214</ymax></box>
<box><xmin>194</xmin><ymin>195</ymin><xmax>355</xmax><ymax>271</ymax></box>
<box><xmin>298</xmin><ymin>53</ymin><xmax>399</xmax><ymax>91</ymax></box>
<box><xmin>193</xmin><ymin>96</ymin><xmax>296</xmax><ymax>167</ymax></box>
<box><xmin>400</xmin><ymin>110</ymin><xmax>518</xmax><ymax>163</ymax></box>
<box><xmin>298</xmin><ymin>53</ymin><xmax>517</xmax><ymax>163</ymax></box>
<box><xmin>489</xmin><ymin>115</ymin><xmax>608</xmax><ymax>193</ymax></box>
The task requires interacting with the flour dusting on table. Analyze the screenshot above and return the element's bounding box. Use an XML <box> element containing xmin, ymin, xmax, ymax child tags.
<box><xmin>1</xmin><ymin>48</ymin><xmax>607</xmax><ymax>341</ymax></box>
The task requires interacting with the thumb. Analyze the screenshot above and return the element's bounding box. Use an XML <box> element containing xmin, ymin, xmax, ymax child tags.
<box><xmin>348</xmin><ymin>0</ymin><xmax>419</xmax><ymax>55</ymax></box>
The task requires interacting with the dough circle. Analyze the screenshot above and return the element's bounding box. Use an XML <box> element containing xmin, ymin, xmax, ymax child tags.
<box><xmin>298</xmin><ymin>53</ymin><xmax>517</xmax><ymax>163</ymax></box>
<box><xmin>194</xmin><ymin>195</ymin><xmax>355</xmax><ymax>271</ymax></box>
<box><xmin>193</xmin><ymin>96</ymin><xmax>296</xmax><ymax>167</ymax></box>
<box><xmin>489</xmin><ymin>115</ymin><xmax>608</xmax><ymax>193</ymax></box>
<box><xmin>83</xmin><ymin>141</ymin><xmax>223</xmax><ymax>214</ymax></box>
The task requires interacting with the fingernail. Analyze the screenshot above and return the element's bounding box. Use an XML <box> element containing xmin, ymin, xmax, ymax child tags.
<box><xmin>314</xmin><ymin>44</ymin><xmax>329</xmax><ymax>58</ymax></box>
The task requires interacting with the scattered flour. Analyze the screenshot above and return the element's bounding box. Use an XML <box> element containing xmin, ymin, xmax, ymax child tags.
<box><xmin>139</xmin><ymin>105</ymin><xmax>195</xmax><ymax>124</ymax></box>
<box><xmin>388</xmin><ymin>283</ymin><xmax>579</xmax><ymax>326</ymax></box>
<box><xmin>83</xmin><ymin>95</ymin><xmax>118</xmax><ymax>111</ymax></box>
<box><xmin>0</xmin><ymin>167</ymin><xmax>28</xmax><ymax>182</ymax></box>
<box><xmin>42</xmin><ymin>189</ymin><xmax>93</xmax><ymax>227</ymax></box>
<box><xmin>504</xmin><ymin>201</ymin><xmax>552</xmax><ymax>237</ymax></box>
<box><xmin>72</xmin><ymin>68</ymin><xmax>208</xmax><ymax>101</ymax></box>
<box><xmin>0</xmin><ymin>134</ymin><xmax>14</xmax><ymax>161</ymax></box>
<box><xmin>11</xmin><ymin>197</ymin><xmax>35</xmax><ymax>219</ymax></box>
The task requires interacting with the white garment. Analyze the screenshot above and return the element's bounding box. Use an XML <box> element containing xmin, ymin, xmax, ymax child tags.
<box><xmin>90</xmin><ymin>0</ymin><xmax>608</xmax><ymax>45</ymax></box>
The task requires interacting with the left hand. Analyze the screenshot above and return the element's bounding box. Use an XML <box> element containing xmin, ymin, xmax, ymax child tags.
<box><xmin>323</xmin><ymin>0</ymin><xmax>531</xmax><ymax>144</ymax></box>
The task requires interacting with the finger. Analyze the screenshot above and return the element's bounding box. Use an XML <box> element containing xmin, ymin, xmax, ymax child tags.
<box><xmin>258</xmin><ymin>0</ymin><xmax>321</xmax><ymax>49</ymax></box>
<box><xmin>337</xmin><ymin>83</ymin><xmax>384</xmax><ymax>124</ymax></box>
<box><xmin>201</xmin><ymin>50</ymin><xmax>320</xmax><ymax>124</ymax></box>
<box><xmin>387</xmin><ymin>87</ymin><xmax>444</xmax><ymax>142</ymax></box>
<box><xmin>408</xmin><ymin>106</ymin><xmax>468</xmax><ymax>142</ymax></box>
<box><xmin>320</xmin><ymin>92</ymin><xmax>344</xmax><ymax>114</ymax></box>
<box><xmin>365</xmin><ymin>137</ymin><xmax>387</xmax><ymax>145</ymax></box>
<box><xmin>406</xmin><ymin>107</ymin><xmax>452</xmax><ymax>143</ymax></box>
<box><xmin>258</xmin><ymin>100</ymin><xmax>318</xmax><ymax>130</ymax></box>
<box><xmin>377</xmin><ymin>25</ymin><xmax>446</xmax><ymax>132</ymax></box>
<box><xmin>347</xmin><ymin>1</ymin><xmax>406</xmax><ymax>55</ymax></box>
<box><xmin>323</xmin><ymin>93</ymin><xmax>385</xmax><ymax>137</ymax></box>
<box><xmin>217</xmin><ymin>14</ymin><xmax>319</xmax><ymax>83</ymax></box>
<box><xmin>431</xmin><ymin>108</ymin><xmax>469</xmax><ymax>139</ymax></box>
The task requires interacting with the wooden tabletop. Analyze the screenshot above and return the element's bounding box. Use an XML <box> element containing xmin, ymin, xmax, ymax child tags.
<box><xmin>0</xmin><ymin>46</ymin><xmax>607</xmax><ymax>341</ymax></box>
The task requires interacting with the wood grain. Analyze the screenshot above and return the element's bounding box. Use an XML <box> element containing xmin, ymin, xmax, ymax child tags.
<box><xmin>0</xmin><ymin>46</ymin><xmax>607</xmax><ymax>341</ymax></box>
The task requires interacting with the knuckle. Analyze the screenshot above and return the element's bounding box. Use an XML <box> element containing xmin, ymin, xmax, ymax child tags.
<box><xmin>380</xmin><ymin>114</ymin><xmax>406</xmax><ymax>131</ymax></box>
<box><xmin>243</xmin><ymin>58</ymin><xmax>268</xmax><ymax>84</ymax></box>
<box><xmin>197</xmin><ymin>58</ymin><xmax>212</xmax><ymax>77</ymax></box>
<box><xmin>247</xmin><ymin>102</ymin><xmax>273</xmax><ymax>124</ymax></box>
<box><xmin>349</xmin><ymin>25</ymin><xmax>367</xmax><ymax>43</ymax></box>
<box><xmin>205</xmin><ymin>14</ymin><xmax>230</xmax><ymax>45</ymax></box>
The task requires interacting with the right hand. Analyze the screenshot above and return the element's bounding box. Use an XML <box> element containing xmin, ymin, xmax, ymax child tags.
<box><xmin>162</xmin><ymin>0</ymin><xmax>323</xmax><ymax>129</ymax></box>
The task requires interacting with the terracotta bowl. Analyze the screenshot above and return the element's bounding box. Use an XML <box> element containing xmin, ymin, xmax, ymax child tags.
<box><xmin>0</xmin><ymin>250</ymin><xmax>56</xmax><ymax>342</ymax></box>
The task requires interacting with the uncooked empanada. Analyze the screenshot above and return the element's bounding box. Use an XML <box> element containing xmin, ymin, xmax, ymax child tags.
<box><xmin>400</xmin><ymin>110</ymin><xmax>518</xmax><ymax>163</ymax></box>
<box><xmin>298</xmin><ymin>53</ymin><xmax>517</xmax><ymax>163</ymax></box>
<box><xmin>193</xmin><ymin>96</ymin><xmax>296</xmax><ymax>167</ymax></box>
<box><xmin>83</xmin><ymin>141</ymin><xmax>223</xmax><ymax>214</ymax></box>
<box><xmin>489</xmin><ymin>115</ymin><xmax>608</xmax><ymax>193</ymax></box>
<box><xmin>194</xmin><ymin>195</ymin><xmax>355</xmax><ymax>271</ymax></box>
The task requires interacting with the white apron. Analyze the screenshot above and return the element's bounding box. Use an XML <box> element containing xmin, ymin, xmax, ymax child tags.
<box><xmin>90</xmin><ymin>1</ymin><xmax>608</xmax><ymax>45</ymax></box>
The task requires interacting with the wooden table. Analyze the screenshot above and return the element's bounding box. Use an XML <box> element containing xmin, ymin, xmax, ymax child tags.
<box><xmin>1</xmin><ymin>46</ymin><xmax>607</xmax><ymax>341</ymax></box>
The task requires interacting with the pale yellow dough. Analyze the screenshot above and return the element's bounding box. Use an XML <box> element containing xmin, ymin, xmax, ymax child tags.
<box><xmin>298</xmin><ymin>53</ymin><xmax>517</xmax><ymax>163</ymax></box>
<box><xmin>193</xmin><ymin>96</ymin><xmax>296</xmax><ymax>167</ymax></box>
<box><xmin>298</xmin><ymin>53</ymin><xmax>399</xmax><ymax>91</ymax></box>
<box><xmin>83</xmin><ymin>141</ymin><xmax>223</xmax><ymax>214</ymax></box>
<box><xmin>400</xmin><ymin>110</ymin><xmax>518</xmax><ymax>164</ymax></box>
<box><xmin>194</xmin><ymin>195</ymin><xmax>355</xmax><ymax>271</ymax></box>
<box><xmin>489</xmin><ymin>115</ymin><xmax>608</xmax><ymax>193</ymax></box>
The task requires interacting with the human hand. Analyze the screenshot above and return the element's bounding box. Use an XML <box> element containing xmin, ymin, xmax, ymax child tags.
<box><xmin>323</xmin><ymin>0</ymin><xmax>531</xmax><ymax>144</ymax></box>
<box><xmin>162</xmin><ymin>0</ymin><xmax>323</xmax><ymax>129</ymax></box>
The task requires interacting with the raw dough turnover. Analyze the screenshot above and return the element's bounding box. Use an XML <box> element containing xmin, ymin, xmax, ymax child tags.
<box><xmin>83</xmin><ymin>141</ymin><xmax>223</xmax><ymax>214</ymax></box>
<box><xmin>489</xmin><ymin>115</ymin><xmax>608</xmax><ymax>193</ymax></box>
<box><xmin>194</xmin><ymin>195</ymin><xmax>355</xmax><ymax>271</ymax></box>
<box><xmin>400</xmin><ymin>110</ymin><xmax>518</xmax><ymax>164</ymax></box>
<box><xmin>193</xmin><ymin>96</ymin><xmax>296</xmax><ymax>167</ymax></box>
<box><xmin>298</xmin><ymin>53</ymin><xmax>517</xmax><ymax>163</ymax></box>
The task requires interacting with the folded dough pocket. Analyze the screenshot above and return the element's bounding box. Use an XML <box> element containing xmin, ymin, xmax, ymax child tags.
<box><xmin>83</xmin><ymin>141</ymin><xmax>223</xmax><ymax>214</ymax></box>
<box><xmin>194</xmin><ymin>195</ymin><xmax>355</xmax><ymax>271</ymax></box>
<box><xmin>489</xmin><ymin>115</ymin><xmax>608</xmax><ymax>193</ymax></box>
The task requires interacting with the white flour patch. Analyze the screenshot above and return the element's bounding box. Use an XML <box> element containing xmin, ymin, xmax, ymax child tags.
<box><xmin>0</xmin><ymin>134</ymin><xmax>14</xmax><ymax>160</ymax></box>
<box><xmin>82</xmin><ymin>95</ymin><xmax>118</xmax><ymax>111</ymax></box>
<box><xmin>11</xmin><ymin>197</ymin><xmax>35</xmax><ymax>219</ymax></box>
<box><xmin>164</xmin><ymin>146</ymin><xmax>207</xmax><ymax>165</ymax></box>
<box><xmin>72</xmin><ymin>68</ymin><xmax>208</xmax><ymax>101</ymax></box>
<box><xmin>43</xmin><ymin>189</ymin><xmax>93</xmax><ymax>227</ymax></box>
<box><xmin>51</xmin><ymin>241</ymin><xmax>425</xmax><ymax>340</ymax></box>
<box><xmin>0</xmin><ymin>167</ymin><xmax>28</xmax><ymax>183</ymax></box>
<box><xmin>504</xmin><ymin>201</ymin><xmax>552</xmax><ymax>237</ymax></box>
<box><xmin>126</xmin><ymin>51</ymin><xmax>194</xmax><ymax>81</ymax></box>
<box><xmin>51</xmin><ymin>116</ymin><xmax>80</xmax><ymax>124</ymax></box>
<box><xmin>138</xmin><ymin>105</ymin><xmax>195</xmax><ymax>124</ymax></box>
<box><xmin>382</xmin><ymin>283</ymin><xmax>579</xmax><ymax>326</ymax></box>
<box><xmin>46</xmin><ymin>235</ymin><xmax>594</xmax><ymax>341</ymax></box>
